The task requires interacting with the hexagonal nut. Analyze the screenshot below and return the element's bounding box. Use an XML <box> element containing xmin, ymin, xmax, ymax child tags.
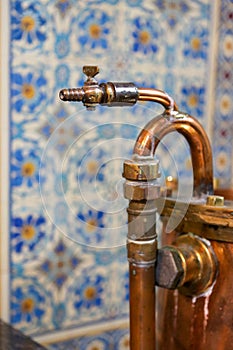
<box><xmin>123</xmin><ymin>159</ymin><xmax>160</xmax><ymax>181</ymax></box>
<box><xmin>155</xmin><ymin>247</ymin><xmax>184</xmax><ymax>289</ymax></box>
<box><xmin>124</xmin><ymin>181</ymin><xmax>160</xmax><ymax>201</ymax></box>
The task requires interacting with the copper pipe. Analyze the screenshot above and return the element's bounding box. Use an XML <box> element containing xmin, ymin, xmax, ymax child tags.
<box><xmin>138</xmin><ymin>87</ymin><xmax>179</xmax><ymax>112</ymax></box>
<box><xmin>214</xmin><ymin>188</ymin><xmax>233</xmax><ymax>200</ymax></box>
<box><xmin>127</xmin><ymin>219</ymin><xmax>157</xmax><ymax>350</ymax></box>
<box><xmin>59</xmin><ymin>85</ymin><xmax>178</xmax><ymax>112</ymax></box>
<box><xmin>133</xmin><ymin>112</ymin><xmax>213</xmax><ymax>196</ymax></box>
<box><xmin>123</xmin><ymin>160</ymin><xmax>160</xmax><ymax>350</ymax></box>
<box><xmin>129</xmin><ymin>259</ymin><xmax>156</xmax><ymax>349</ymax></box>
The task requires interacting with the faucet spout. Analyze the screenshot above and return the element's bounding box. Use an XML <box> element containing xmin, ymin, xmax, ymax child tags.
<box><xmin>133</xmin><ymin>111</ymin><xmax>213</xmax><ymax>196</ymax></box>
<box><xmin>59</xmin><ymin>66</ymin><xmax>178</xmax><ymax>112</ymax></box>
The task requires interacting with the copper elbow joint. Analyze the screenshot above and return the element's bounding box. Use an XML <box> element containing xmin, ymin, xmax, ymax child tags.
<box><xmin>133</xmin><ymin>111</ymin><xmax>214</xmax><ymax>197</ymax></box>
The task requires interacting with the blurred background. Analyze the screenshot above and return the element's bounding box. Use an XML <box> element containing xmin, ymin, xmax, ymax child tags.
<box><xmin>1</xmin><ymin>0</ymin><xmax>233</xmax><ymax>348</ymax></box>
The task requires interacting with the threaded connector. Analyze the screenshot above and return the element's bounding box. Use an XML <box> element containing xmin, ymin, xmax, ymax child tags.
<box><xmin>59</xmin><ymin>88</ymin><xmax>84</xmax><ymax>102</ymax></box>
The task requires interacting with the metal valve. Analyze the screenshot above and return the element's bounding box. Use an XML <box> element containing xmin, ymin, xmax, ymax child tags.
<box><xmin>155</xmin><ymin>233</ymin><xmax>218</xmax><ymax>296</ymax></box>
<box><xmin>59</xmin><ymin>65</ymin><xmax>139</xmax><ymax>110</ymax></box>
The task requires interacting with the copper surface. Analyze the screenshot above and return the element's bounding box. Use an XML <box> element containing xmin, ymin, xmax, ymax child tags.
<box><xmin>214</xmin><ymin>188</ymin><xmax>233</xmax><ymax>200</ymax></box>
<box><xmin>157</xmin><ymin>198</ymin><xmax>233</xmax><ymax>349</ymax></box>
<box><xmin>129</xmin><ymin>262</ymin><xmax>156</xmax><ymax>350</ymax></box>
<box><xmin>127</xmin><ymin>219</ymin><xmax>157</xmax><ymax>350</ymax></box>
<box><xmin>157</xmin><ymin>228</ymin><xmax>233</xmax><ymax>350</ymax></box>
<box><xmin>159</xmin><ymin>197</ymin><xmax>233</xmax><ymax>243</ymax></box>
<box><xmin>128</xmin><ymin>239</ymin><xmax>157</xmax><ymax>350</ymax></box>
<box><xmin>138</xmin><ymin>87</ymin><xmax>178</xmax><ymax>112</ymax></box>
<box><xmin>133</xmin><ymin>112</ymin><xmax>213</xmax><ymax>196</ymax></box>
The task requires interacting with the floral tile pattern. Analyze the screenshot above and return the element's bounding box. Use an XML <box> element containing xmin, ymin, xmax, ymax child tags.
<box><xmin>47</xmin><ymin>327</ymin><xmax>129</xmax><ymax>350</ymax></box>
<box><xmin>213</xmin><ymin>0</ymin><xmax>233</xmax><ymax>188</ymax></box>
<box><xmin>1</xmin><ymin>0</ymin><xmax>232</xmax><ymax>348</ymax></box>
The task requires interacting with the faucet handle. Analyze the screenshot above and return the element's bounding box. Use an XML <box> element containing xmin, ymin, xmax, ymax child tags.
<box><xmin>83</xmin><ymin>66</ymin><xmax>99</xmax><ymax>83</ymax></box>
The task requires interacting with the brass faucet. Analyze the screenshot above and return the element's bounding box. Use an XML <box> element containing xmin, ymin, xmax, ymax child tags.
<box><xmin>59</xmin><ymin>66</ymin><xmax>221</xmax><ymax>350</ymax></box>
<box><xmin>59</xmin><ymin>65</ymin><xmax>178</xmax><ymax>111</ymax></box>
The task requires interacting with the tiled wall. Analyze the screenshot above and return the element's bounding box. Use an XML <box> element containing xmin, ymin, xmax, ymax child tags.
<box><xmin>213</xmin><ymin>0</ymin><xmax>233</xmax><ymax>188</ymax></box>
<box><xmin>1</xmin><ymin>0</ymin><xmax>232</xmax><ymax>348</ymax></box>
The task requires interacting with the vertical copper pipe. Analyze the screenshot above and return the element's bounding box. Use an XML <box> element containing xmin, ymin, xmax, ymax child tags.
<box><xmin>129</xmin><ymin>260</ymin><xmax>156</xmax><ymax>349</ymax></box>
<box><xmin>127</xmin><ymin>228</ymin><xmax>157</xmax><ymax>350</ymax></box>
<box><xmin>123</xmin><ymin>160</ymin><xmax>160</xmax><ymax>350</ymax></box>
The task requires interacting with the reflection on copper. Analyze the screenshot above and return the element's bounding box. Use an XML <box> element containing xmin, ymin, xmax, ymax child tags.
<box><xmin>133</xmin><ymin>112</ymin><xmax>213</xmax><ymax>196</ymax></box>
<box><xmin>138</xmin><ymin>87</ymin><xmax>178</xmax><ymax>112</ymax></box>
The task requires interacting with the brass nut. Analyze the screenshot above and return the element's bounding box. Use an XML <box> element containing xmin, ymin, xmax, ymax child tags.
<box><xmin>206</xmin><ymin>195</ymin><xmax>224</xmax><ymax>206</ymax></box>
<box><xmin>124</xmin><ymin>181</ymin><xmax>160</xmax><ymax>201</ymax></box>
<box><xmin>123</xmin><ymin>159</ymin><xmax>160</xmax><ymax>181</ymax></box>
<box><xmin>155</xmin><ymin>247</ymin><xmax>184</xmax><ymax>289</ymax></box>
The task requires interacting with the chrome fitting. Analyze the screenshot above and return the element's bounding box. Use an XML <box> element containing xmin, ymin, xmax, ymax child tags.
<box><xmin>59</xmin><ymin>65</ymin><xmax>139</xmax><ymax>110</ymax></box>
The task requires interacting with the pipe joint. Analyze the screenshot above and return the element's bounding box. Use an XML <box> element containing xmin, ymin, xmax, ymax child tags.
<box><xmin>123</xmin><ymin>158</ymin><xmax>161</xmax><ymax>241</ymax></box>
<box><xmin>127</xmin><ymin>239</ymin><xmax>157</xmax><ymax>265</ymax></box>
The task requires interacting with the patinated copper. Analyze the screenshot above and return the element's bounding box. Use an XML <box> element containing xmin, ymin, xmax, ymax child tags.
<box><xmin>158</xmin><ymin>199</ymin><xmax>233</xmax><ymax>350</ymax></box>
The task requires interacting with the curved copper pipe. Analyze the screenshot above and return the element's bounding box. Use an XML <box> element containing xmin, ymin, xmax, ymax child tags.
<box><xmin>138</xmin><ymin>87</ymin><xmax>179</xmax><ymax>112</ymax></box>
<box><xmin>133</xmin><ymin>112</ymin><xmax>214</xmax><ymax>196</ymax></box>
<box><xmin>59</xmin><ymin>79</ymin><xmax>179</xmax><ymax>113</ymax></box>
